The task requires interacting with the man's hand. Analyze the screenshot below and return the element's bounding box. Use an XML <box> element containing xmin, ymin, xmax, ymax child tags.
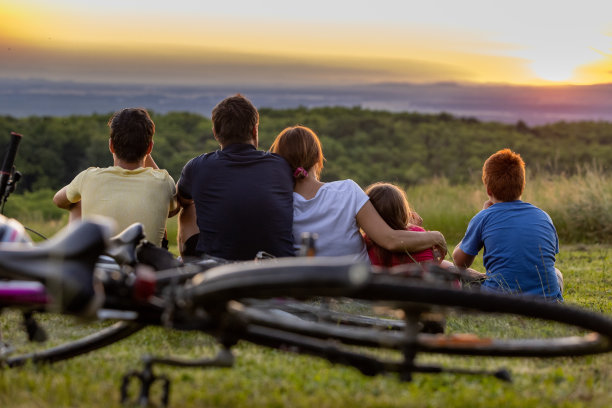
<box><xmin>483</xmin><ymin>199</ymin><xmax>494</xmax><ymax>210</ymax></box>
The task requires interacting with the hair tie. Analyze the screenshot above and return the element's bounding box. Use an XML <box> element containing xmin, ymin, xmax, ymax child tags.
<box><xmin>293</xmin><ymin>167</ymin><xmax>308</xmax><ymax>179</ymax></box>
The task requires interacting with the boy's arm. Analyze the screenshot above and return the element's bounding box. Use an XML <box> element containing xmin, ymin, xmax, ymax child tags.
<box><xmin>53</xmin><ymin>186</ymin><xmax>76</xmax><ymax>210</ymax></box>
<box><xmin>452</xmin><ymin>243</ymin><xmax>476</xmax><ymax>268</ymax></box>
<box><xmin>144</xmin><ymin>154</ymin><xmax>159</xmax><ymax>169</ymax></box>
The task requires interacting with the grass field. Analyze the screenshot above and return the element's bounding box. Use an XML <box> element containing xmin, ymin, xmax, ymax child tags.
<box><xmin>1</xmin><ymin>245</ymin><xmax>611</xmax><ymax>408</ymax></box>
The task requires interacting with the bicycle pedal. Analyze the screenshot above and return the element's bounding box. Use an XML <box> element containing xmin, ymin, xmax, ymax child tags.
<box><xmin>120</xmin><ymin>369</ymin><xmax>170</xmax><ymax>407</ymax></box>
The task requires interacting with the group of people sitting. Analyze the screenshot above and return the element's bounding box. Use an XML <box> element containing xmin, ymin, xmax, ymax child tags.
<box><xmin>52</xmin><ymin>94</ymin><xmax>564</xmax><ymax>302</ymax></box>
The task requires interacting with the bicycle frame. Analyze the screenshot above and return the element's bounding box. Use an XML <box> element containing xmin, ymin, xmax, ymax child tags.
<box><xmin>0</xmin><ymin>281</ymin><xmax>49</xmax><ymax>307</ymax></box>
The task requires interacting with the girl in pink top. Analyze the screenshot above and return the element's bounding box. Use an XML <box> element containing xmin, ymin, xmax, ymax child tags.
<box><xmin>363</xmin><ymin>182</ymin><xmax>434</xmax><ymax>267</ymax></box>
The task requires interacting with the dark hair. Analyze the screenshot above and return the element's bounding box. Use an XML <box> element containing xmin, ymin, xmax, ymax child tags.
<box><xmin>269</xmin><ymin>126</ymin><xmax>325</xmax><ymax>179</ymax></box>
<box><xmin>211</xmin><ymin>94</ymin><xmax>259</xmax><ymax>145</ymax></box>
<box><xmin>482</xmin><ymin>148</ymin><xmax>525</xmax><ymax>202</ymax></box>
<box><xmin>108</xmin><ymin>108</ymin><xmax>154</xmax><ymax>162</ymax></box>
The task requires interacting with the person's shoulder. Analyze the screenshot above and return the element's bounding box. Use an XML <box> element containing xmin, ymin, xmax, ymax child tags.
<box><xmin>520</xmin><ymin>200</ymin><xmax>544</xmax><ymax>211</ymax></box>
<box><xmin>146</xmin><ymin>168</ymin><xmax>175</xmax><ymax>182</ymax></box>
<box><xmin>81</xmin><ymin>166</ymin><xmax>103</xmax><ymax>172</ymax></box>
<box><xmin>67</xmin><ymin>167</ymin><xmax>100</xmax><ymax>187</ymax></box>
<box><xmin>189</xmin><ymin>151</ymin><xmax>218</xmax><ymax>164</ymax></box>
<box><xmin>265</xmin><ymin>150</ymin><xmax>286</xmax><ymax>159</ymax></box>
<box><xmin>500</xmin><ymin>200</ymin><xmax>549</xmax><ymax>216</ymax></box>
<box><xmin>520</xmin><ymin>201</ymin><xmax>554</xmax><ymax>221</ymax></box>
<box><xmin>467</xmin><ymin>207</ymin><xmax>490</xmax><ymax>226</ymax></box>
<box><xmin>77</xmin><ymin>166</ymin><xmax>107</xmax><ymax>177</ymax></box>
<box><xmin>408</xmin><ymin>225</ymin><xmax>426</xmax><ymax>232</ymax></box>
<box><xmin>321</xmin><ymin>180</ymin><xmax>367</xmax><ymax>203</ymax></box>
<box><xmin>327</xmin><ymin>179</ymin><xmax>361</xmax><ymax>191</ymax></box>
<box><xmin>263</xmin><ymin>151</ymin><xmax>291</xmax><ymax>167</ymax></box>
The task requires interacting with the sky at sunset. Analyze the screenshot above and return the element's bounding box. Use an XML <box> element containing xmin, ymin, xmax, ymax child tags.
<box><xmin>2</xmin><ymin>0</ymin><xmax>612</xmax><ymax>87</ymax></box>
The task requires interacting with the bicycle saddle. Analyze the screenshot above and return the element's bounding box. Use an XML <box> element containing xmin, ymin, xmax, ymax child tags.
<box><xmin>106</xmin><ymin>223</ymin><xmax>145</xmax><ymax>266</ymax></box>
<box><xmin>0</xmin><ymin>219</ymin><xmax>113</xmax><ymax>315</ymax></box>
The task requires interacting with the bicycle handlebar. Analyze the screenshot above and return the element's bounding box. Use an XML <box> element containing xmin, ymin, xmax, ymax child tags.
<box><xmin>1</xmin><ymin>132</ymin><xmax>22</xmax><ymax>199</ymax></box>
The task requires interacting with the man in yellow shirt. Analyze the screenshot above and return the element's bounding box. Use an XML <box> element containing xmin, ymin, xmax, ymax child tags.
<box><xmin>53</xmin><ymin>108</ymin><xmax>178</xmax><ymax>247</ymax></box>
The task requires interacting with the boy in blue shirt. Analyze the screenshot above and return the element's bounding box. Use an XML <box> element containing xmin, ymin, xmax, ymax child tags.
<box><xmin>453</xmin><ymin>149</ymin><xmax>563</xmax><ymax>301</ymax></box>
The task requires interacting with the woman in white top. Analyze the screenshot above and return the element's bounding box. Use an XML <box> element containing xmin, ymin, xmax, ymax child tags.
<box><xmin>270</xmin><ymin>126</ymin><xmax>447</xmax><ymax>262</ymax></box>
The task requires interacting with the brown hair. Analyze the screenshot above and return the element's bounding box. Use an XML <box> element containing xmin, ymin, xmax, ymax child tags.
<box><xmin>364</xmin><ymin>182</ymin><xmax>416</xmax><ymax>267</ymax></box>
<box><xmin>364</xmin><ymin>182</ymin><xmax>412</xmax><ymax>230</ymax></box>
<box><xmin>211</xmin><ymin>94</ymin><xmax>259</xmax><ymax>145</ymax></box>
<box><xmin>482</xmin><ymin>148</ymin><xmax>525</xmax><ymax>202</ymax></box>
<box><xmin>270</xmin><ymin>126</ymin><xmax>325</xmax><ymax>179</ymax></box>
<box><xmin>108</xmin><ymin>107</ymin><xmax>154</xmax><ymax>162</ymax></box>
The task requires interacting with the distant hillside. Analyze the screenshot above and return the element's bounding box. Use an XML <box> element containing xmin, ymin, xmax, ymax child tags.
<box><xmin>1</xmin><ymin>78</ymin><xmax>612</xmax><ymax>125</ymax></box>
<box><xmin>1</xmin><ymin>107</ymin><xmax>610</xmax><ymax>192</ymax></box>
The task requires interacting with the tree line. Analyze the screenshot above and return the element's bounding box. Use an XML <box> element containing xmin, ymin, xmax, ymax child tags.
<box><xmin>1</xmin><ymin>107</ymin><xmax>610</xmax><ymax>192</ymax></box>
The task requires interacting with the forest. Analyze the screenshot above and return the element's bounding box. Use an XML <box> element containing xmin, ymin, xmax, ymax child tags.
<box><xmin>1</xmin><ymin>106</ymin><xmax>611</xmax><ymax>193</ymax></box>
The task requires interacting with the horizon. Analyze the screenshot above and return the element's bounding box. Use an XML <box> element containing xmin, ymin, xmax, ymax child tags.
<box><xmin>2</xmin><ymin>78</ymin><xmax>611</xmax><ymax>126</ymax></box>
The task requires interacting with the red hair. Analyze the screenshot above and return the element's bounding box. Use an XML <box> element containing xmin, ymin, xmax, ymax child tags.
<box><xmin>482</xmin><ymin>148</ymin><xmax>525</xmax><ymax>202</ymax></box>
<box><xmin>270</xmin><ymin>126</ymin><xmax>325</xmax><ymax>179</ymax></box>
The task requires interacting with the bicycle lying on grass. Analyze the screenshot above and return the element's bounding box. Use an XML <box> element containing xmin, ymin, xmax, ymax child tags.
<box><xmin>2</xmin><ymin>219</ymin><xmax>612</xmax><ymax>406</ymax></box>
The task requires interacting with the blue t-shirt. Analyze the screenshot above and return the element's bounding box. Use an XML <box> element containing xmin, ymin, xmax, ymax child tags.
<box><xmin>177</xmin><ymin>143</ymin><xmax>295</xmax><ymax>260</ymax></box>
<box><xmin>459</xmin><ymin>200</ymin><xmax>562</xmax><ymax>301</ymax></box>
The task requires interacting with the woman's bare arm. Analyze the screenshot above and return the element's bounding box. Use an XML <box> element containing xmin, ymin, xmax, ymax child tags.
<box><xmin>356</xmin><ymin>201</ymin><xmax>447</xmax><ymax>257</ymax></box>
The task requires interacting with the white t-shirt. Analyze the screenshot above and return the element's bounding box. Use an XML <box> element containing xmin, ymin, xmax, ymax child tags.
<box><xmin>292</xmin><ymin>179</ymin><xmax>370</xmax><ymax>263</ymax></box>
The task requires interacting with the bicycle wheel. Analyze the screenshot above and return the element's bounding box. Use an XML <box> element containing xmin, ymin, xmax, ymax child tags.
<box><xmin>181</xmin><ymin>258</ymin><xmax>612</xmax><ymax>359</ymax></box>
<box><xmin>1</xmin><ymin>309</ymin><xmax>144</xmax><ymax>368</ymax></box>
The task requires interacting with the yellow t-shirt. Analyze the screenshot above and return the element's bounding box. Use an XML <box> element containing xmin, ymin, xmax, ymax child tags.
<box><xmin>66</xmin><ymin>166</ymin><xmax>178</xmax><ymax>246</ymax></box>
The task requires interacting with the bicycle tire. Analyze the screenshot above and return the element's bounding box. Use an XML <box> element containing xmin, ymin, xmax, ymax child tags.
<box><xmin>356</xmin><ymin>275</ymin><xmax>612</xmax><ymax>357</ymax></box>
<box><xmin>1</xmin><ymin>313</ymin><xmax>144</xmax><ymax>368</ymax></box>
<box><xmin>235</xmin><ymin>293</ymin><xmax>611</xmax><ymax>358</ymax></box>
<box><xmin>179</xmin><ymin>258</ymin><xmax>612</xmax><ymax>358</ymax></box>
